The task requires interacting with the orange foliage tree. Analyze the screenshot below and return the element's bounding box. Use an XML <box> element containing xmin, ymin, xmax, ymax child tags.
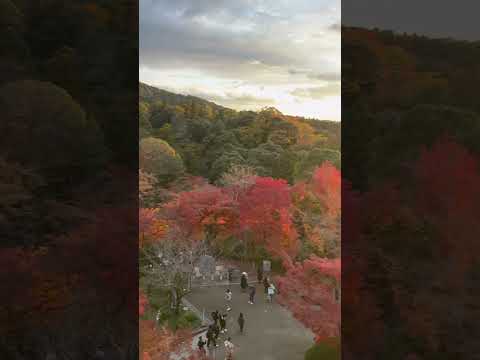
<box><xmin>238</xmin><ymin>177</ymin><xmax>298</xmax><ymax>262</ymax></box>
<box><xmin>277</xmin><ymin>257</ymin><xmax>341</xmax><ymax>343</ymax></box>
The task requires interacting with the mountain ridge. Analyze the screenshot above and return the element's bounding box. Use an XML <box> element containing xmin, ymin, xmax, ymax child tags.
<box><xmin>140</xmin><ymin>82</ymin><xmax>229</xmax><ymax>111</ymax></box>
<box><xmin>139</xmin><ymin>82</ymin><xmax>336</xmax><ymax>123</ymax></box>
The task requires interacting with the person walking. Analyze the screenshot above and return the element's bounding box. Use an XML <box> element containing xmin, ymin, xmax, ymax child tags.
<box><xmin>220</xmin><ymin>313</ymin><xmax>228</xmax><ymax>333</ymax></box>
<box><xmin>224</xmin><ymin>337</ymin><xmax>235</xmax><ymax>360</ymax></box>
<box><xmin>257</xmin><ymin>265</ymin><xmax>263</xmax><ymax>283</ymax></box>
<box><xmin>237</xmin><ymin>313</ymin><xmax>245</xmax><ymax>334</ymax></box>
<box><xmin>240</xmin><ymin>272</ymin><xmax>248</xmax><ymax>292</ymax></box>
<box><xmin>225</xmin><ymin>288</ymin><xmax>232</xmax><ymax>311</ymax></box>
<box><xmin>213</xmin><ymin>321</ymin><xmax>220</xmax><ymax>340</ymax></box>
<box><xmin>197</xmin><ymin>336</ymin><xmax>207</xmax><ymax>353</ymax></box>
<box><xmin>248</xmin><ymin>285</ymin><xmax>256</xmax><ymax>304</ymax></box>
<box><xmin>263</xmin><ymin>276</ymin><xmax>270</xmax><ymax>295</ymax></box>
<box><xmin>267</xmin><ymin>283</ymin><xmax>275</xmax><ymax>303</ymax></box>
<box><xmin>206</xmin><ymin>326</ymin><xmax>216</xmax><ymax>348</ymax></box>
<box><xmin>212</xmin><ymin>310</ymin><xmax>219</xmax><ymax>326</ymax></box>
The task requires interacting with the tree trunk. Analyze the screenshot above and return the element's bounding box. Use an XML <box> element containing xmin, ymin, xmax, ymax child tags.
<box><xmin>174</xmin><ymin>287</ymin><xmax>183</xmax><ymax>315</ymax></box>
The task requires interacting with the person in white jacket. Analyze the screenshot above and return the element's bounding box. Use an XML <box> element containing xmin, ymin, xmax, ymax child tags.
<box><xmin>224</xmin><ymin>337</ymin><xmax>235</xmax><ymax>359</ymax></box>
<box><xmin>225</xmin><ymin>288</ymin><xmax>232</xmax><ymax>311</ymax></box>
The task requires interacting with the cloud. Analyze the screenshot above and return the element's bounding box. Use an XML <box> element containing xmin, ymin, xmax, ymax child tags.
<box><xmin>139</xmin><ymin>0</ymin><xmax>340</xmax><ymax>119</ymax></box>
<box><xmin>329</xmin><ymin>22</ymin><xmax>341</xmax><ymax>32</ymax></box>
<box><xmin>291</xmin><ymin>83</ymin><xmax>341</xmax><ymax>99</ymax></box>
<box><xmin>342</xmin><ymin>0</ymin><xmax>480</xmax><ymax>41</ymax></box>
<box><xmin>140</xmin><ymin>0</ymin><xmax>339</xmax><ymax>78</ymax></box>
<box><xmin>288</xmin><ymin>68</ymin><xmax>340</xmax><ymax>82</ymax></box>
<box><xmin>194</xmin><ymin>90</ymin><xmax>275</xmax><ymax>109</ymax></box>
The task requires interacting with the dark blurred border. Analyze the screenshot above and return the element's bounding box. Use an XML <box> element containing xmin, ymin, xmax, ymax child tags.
<box><xmin>0</xmin><ymin>1</ymin><xmax>138</xmax><ymax>359</ymax></box>
<box><xmin>342</xmin><ymin>2</ymin><xmax>480</xmax><ymax>359</ymax></box>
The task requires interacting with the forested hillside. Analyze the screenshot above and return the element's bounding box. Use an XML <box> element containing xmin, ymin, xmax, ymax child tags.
<box><xmin>343</xmin><ymin>27</ymin><xmax>480</xmax><ymax>358</ymax></box>
<box><xmin>139</xmin><ymin>82</ymin><xmax>340</xmax><ymax>184</ymax></box>
<box><xmin>1</xmin><ymin>0</ymin><xmax>138</xmax><ymax>357</ymax></box>
<box><xmin>343</xmin><ymin>26</ymin><xmax>480</xmax><ymax>190</ymax></box>
<box><xmin>139</xmin><ymin>83</ymin><xmax>342</xmax><ymax>358</ymax></box>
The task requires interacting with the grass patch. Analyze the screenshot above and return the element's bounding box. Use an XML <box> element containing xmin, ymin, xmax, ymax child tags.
<box><xmin>304</xmin><ymin>338</ymin><xmax>340</xmax><ymax>360</ymax></box>
<box><xmin>168</xmin><ymin>310</ymin><xmax>201</xmax><ymax>330</ymax></box>
<box><xmin>140</xmin><ymin>285</ymin><xmax>201</xmax><ymax>330</ymax></box>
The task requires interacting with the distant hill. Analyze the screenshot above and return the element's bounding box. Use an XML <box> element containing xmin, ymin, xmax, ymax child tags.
<box><xmin>140</xmin><ymin>82</ymin><xmax>231</xmax><ymax>118</ymax></box>
<box><xmin>139</xmin><ymin>82</ymin><xmax>340</xmax><ymax>183</ymax></box>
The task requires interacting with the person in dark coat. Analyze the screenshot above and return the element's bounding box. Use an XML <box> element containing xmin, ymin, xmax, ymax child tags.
<box><xmin>197</xmin><ymin>336</ymin><xmax>206</xmax><ymax>352</ymax></box>
<box><xmin>240</xmin><ymin>272</ymin><xmax>248</xmax><ymax>292</ymax></box>
<box><xmin>263</xmin><ymin>276</ymin><xmax>270</xmax><ymax>294</ymax></box>
<box><xmin>257</xmin><ymin>266</ymin><xmax>263</xmax><ymax>283</ymax></box>
<box><xmin>219</xmin><ymin>313</ymin><xmax>227</xmax><ymax>333</ymax></box>
<box><xmin>248</xmin><ymin>285</ymin><xmax>256</xmax><ymax>304</ymax></box>
<box><xmin>211</xmin><ymin>310</ymin><xmax>219</xmax><ymax>326</ymax></box>
<box><xmin>206</xmin><ymin>326</ymin><xmax>216</xmax><ymax>348</ymax></box>
<box><xmin>212</xmin><ymin>322</ymin><xmax>220</xmax><ymax>341</ymax></box>
<box><xmin>237</xmin><ymin>313</ymin><xmax>245</xmax><ymax>334</ymax></box>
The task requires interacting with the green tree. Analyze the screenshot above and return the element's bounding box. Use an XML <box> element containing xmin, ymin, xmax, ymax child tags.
<box><xmin>0</xmin><ymin>80</ymin><xmax>108</xmax><ymax>185</ymax></box>
<box><xmin>139</xmin><ymin>137</ymin><xmax>185</xmax><ymax>184</ymax></box>
<box><xmin>139</xmin><ymin>101</ymin><xmax>152</xmax><ymax>138</ymax></box>
<box><xmin>294</xmin><ymin>148</ymin><xmax>341</xmax><ymax>181</ymax></box>
<box><xmin>210</xmin><ymin>150</ymin><xmax>245</xmax><ymax>181</ymax></box>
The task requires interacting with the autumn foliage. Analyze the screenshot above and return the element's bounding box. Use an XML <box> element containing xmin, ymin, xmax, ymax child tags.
<box><xmin>342</xmin><ymin>138</ymin><xmax>480</xmax><ymax>358</ymax></box>
<box><xmin>139</xmin><ymin>289</ymin><xmax>195</xmax><ymax>360</ymax></box>
<box><xmin>312</xmin><ymin>162</ymin><xmax>341</xmax><ymax>217</ymax></box>
<box><xmin>139</xmin><ymin>162</ymin><xmax>341</xmax><ymax>353</ymax></box>
<box><xmin>163</xmin><ymin>185</ymin><xmax>237</xmax><ymax>242</ymax></box>
<box><xmin>238</xmin><ymin>177</ymin><xmax>299</xmax><ymax>260</ymax></box>
<box><xmin>277</xmin><ymin>257</ymin><xmax>341</xmax><ymax>342</ymax></box>
<box><xmin>139</xmin><ymin>208</ymin><xmax>168</xmax><ymax>247</ymax></box>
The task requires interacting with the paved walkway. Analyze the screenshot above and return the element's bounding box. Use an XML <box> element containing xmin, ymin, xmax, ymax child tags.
<box><xmin>185</xmin><ymin>283</ymin><xmax>315</xmax><ymax>360</ymax></box>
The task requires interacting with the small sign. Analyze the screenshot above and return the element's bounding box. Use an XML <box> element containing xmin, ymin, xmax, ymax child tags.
<box><xmin>198</xmin><ymin>255</ymin><xmax>215</xmax><ymax>275</ymax></box>
<box><xmin>263</xmin><ymin>260</ymin><xmax>271</xmax><ymax>272</ymax></box>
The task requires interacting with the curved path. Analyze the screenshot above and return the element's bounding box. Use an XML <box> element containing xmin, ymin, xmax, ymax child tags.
<box><xmin>185</xmin><ymin>283</ymin><xmax>314</xmax><ymax>360</ymax></box>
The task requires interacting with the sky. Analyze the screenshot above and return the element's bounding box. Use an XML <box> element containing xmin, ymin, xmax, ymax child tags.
<box><xmin>343</xmin><ymin>0</ymin><xmax>480</xmax><ymax>41</ymax></box>
<box><xmin>139</xmin><ymin>0</ymin><xmax>341</xmax><ymax>121</ymax></box>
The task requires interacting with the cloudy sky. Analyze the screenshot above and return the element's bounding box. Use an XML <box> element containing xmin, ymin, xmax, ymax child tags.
<box><xmin>343</xmin><ymin>0</ymin><xmax>480</xmax><ymax>41</ymax></box>
<box><xmin>139</xmin><ymin>0</ymin><xmax>341</xmax><ymax>121</ymax></box>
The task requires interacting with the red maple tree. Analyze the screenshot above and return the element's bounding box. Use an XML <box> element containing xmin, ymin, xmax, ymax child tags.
<box><xmin>276</xmin><ymin>256</ymin><xmax>341</xmax><ymax>342</ymax></box>
<box><xmin>238</xmin><ymin>177</ymin><xmax>298</xmax><ymax>261</ymax></box>
<box><xmin>163</xmin><ymin>185</ymin><xmax>237</xmax><ymax>243</ymax></box>
<box><xmin>312</xmin><ymin>162</ymin><xmax>341</xmax><ymax>217</ymax></box>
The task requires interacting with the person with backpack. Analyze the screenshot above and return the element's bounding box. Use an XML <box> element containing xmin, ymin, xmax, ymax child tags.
<box><xmin>237</xmin><ymin>313</ymin><xmax>245</xmax><ymax>334</ymax></box>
